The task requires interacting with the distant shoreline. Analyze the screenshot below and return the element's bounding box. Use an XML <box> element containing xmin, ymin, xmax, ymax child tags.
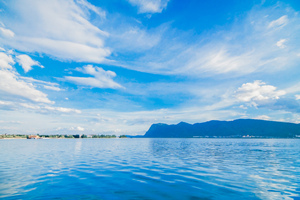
<box><xmin>144</xmin><ymin>119</ymin><xmax>300</xmax><ymax>138</ymax></box>
<box><xmin>0</xmin><ymin>138</ymin><xmax>27</xmax><ymax>140</ymax></box>
<box><xmin>0</xmin><ymin>134</ymin><xmax>128</xmax><ymax>139</ymax></box>
<box><xmin>1</xmin><ymin>137</ymin><xmax>299</xmax><ymax>140</ymax></box>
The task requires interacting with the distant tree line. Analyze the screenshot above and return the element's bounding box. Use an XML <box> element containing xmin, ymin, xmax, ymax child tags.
<box><xmin>0</xmin><ymin>134</ymin><xmax>27</xmax><ymax>139</ymax></box>
<box><xmin>0</xmin><ymin>134</ymin><xmax>125</xmax><ymax>139</ymax></box>
<box><xmin>39</xmin><ymin>134</ymin><xmax>117</xmax><ymax>138</ymax></box>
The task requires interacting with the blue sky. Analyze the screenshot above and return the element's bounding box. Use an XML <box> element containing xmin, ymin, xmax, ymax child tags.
<box><xmin>0</xmin><ymin>0</ymin><xmax>300</xmax><ymax>135</ymax></box>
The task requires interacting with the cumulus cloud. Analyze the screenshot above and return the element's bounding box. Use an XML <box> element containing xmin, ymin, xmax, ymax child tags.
<box><xmin>128</xmin><ymin>0</ymin><xmax>169</xmax><ymax>13</ymax></box>
<box><xmin>0</xmin><ymin>0</ymin><xmax>110</xmax><ymax>63</ymax></box>
<box><xmin>64</xmin><ymin>65</ymin><xmax>123</xmax><ymax>89</ymax></box>
<box><xmin>233</xmin><ymin>82</ymin><xmax>300</xmax><ymax>114</ymax></box>
<box><xmin>233</xmin><ymin>80</ymin><xmax>287</xmax><ymax>111</ymax></box>
<box><xmin>16</xmin><ymin>54</ymin><xmax>44</xmax><ymax>73</ymax></box>
<box><xmin>235</xmin><ymin>80</ymin><xmax>286</xmax><ymax>103</ymax></box>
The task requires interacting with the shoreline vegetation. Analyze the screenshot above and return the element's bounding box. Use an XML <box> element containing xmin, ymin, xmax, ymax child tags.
<box><xmin>2</xmin><ymin>119</ymin><xmax>300</xmax><ymax>140</ymax></box>
<box><xmin>0</xmin><ymin>134</ymin><xmax>128</xmax><ymax>139</ymax></box>
<box><xmin>1</xmin><ymin>134</ymin><xmax>300</xmax><ymax>139</ymax></box>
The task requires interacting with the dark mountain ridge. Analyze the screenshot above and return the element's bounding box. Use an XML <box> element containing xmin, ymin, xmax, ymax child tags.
<box><xmin>144</xmin><ymin>119</ymin><xmax>300</xmax><ymax>138</ymax></box>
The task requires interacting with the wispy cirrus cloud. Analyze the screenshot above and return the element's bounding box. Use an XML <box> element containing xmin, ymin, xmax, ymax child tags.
<box><xmin>75</xmin><ymin>0</ymin><xmax>106</xmax><ymax>19</ymax></box>
<box><xmin>110</xmin><ymin>4</ymin><xmax>300</xmax><ymax>78</ymax></box>
<box><xmin>127</xmin><ymin>0</ymin><xmax>170</xmax><ymax>14</ymax></box>
<box><xmin>43</xmin><ymin>85</ymin><xmax>62</xmax><ymax>91</ymax></box>
<box><xmin>0</xmin><ymin>100</ymin><xmax>81</xmax><ymax>114</ymax></box>
<box><xmin>0</xmin><ymin>27</ymin><xmax>15</xmax><ymax>38</ymax></box>
<box><xmin>20</xmin><ymin>76</ymin><xmax>63</xmax><ymax>92</ymax></box>
<box><xmin>268</xmin><ymin>15</ymin><xmax>288</xmax><ymax>29</ymax></box>
<box><xmin>108</xmin><ymin>25</ymin><xmax>164</xmax><ymax>52</ymax></box>
<box><xmin>0</xmin><ymin>0</ymin><xmax>110</xmax><ymax>63</ymax></box>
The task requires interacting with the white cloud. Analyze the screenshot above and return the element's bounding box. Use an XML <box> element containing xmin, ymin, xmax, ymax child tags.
<box><xmin>276</xmin><ymin>39</ymin><xmax>287</xmax><ymax>48</ymax></box>
<box><xmin>296</xmin><ymin>95</ymin><xmax>300</xmax><ymax>100</ymax></box>
<box><xmin>254</xmin><ymin>115</ymin><xmax>270</xmax><ymax>120</ymax></box>
<box><xmin>0</xmin><ymin>51</ymin><xmax>53</xmax><ymax>104</ymax></box>
<box><xmin>283</xmin><ymin>82</ymin><xmax>300</xmax><ymax>95</ymax></box>
<box><xmin>0</xmin><ymin>100</ymin><xmax>81</xmax><ymax>114</ymax></box>
<box><xmin>128</xmin><ymin>0</ymin><xmax>169</xmax><ymax>13</ymax></box>
<box><xmin>0</xmin><ymin>27</ymin><xmax>15</xmax><ymax>37</ymax></box>
<box><xmin>16</xmin><ymin>54</ymin><xmax>43</xmax><ymax>73</ymax></box>
<box><xmin>20</xmin><ymin>76</ymin><xmax>63</xmax><ymax>92</ymax></box>
<box><xmin>110</xmin><ymin>26</ymin><xmax>163</xmax><ymax>52</ymax></box>
<box><xmin>0</xmin><ymin>69</ymin><xmax>53</xmax><ymax>104</ymax></box>
<box><xmin>268</xmin><ymin>15</ymin><xmax>288</xmax><ymax>29</ymax></box>
<box><xmin>110</xmin><ymin>5</ymin><xmax>300</xmax><ymax>78</ymax></box>
<box><xmin>0</xmin><ymin>120</ymin><xmax>22</xmax><ymax>124</ymax></box>
<box><xmin>16</xmin><ymin>101</ymin><xmax>81</xmax><ymax>114</ymax></box>
<box><xmin>43</xmin><ymin>85</ymin><xmax>62</xmax><ymax>91</ymax></box>
<box><xmin>64</xmin><ymin>65</ymin><xmax>123</xmax><ymax>89</ymax></box>
<box><xmin>43</xmin><ymin>106</ymin><xmax>81</xmax><ymax>114</ymax></box>
<box><xmin>0</xmin><ymin>52</ymin><xmax>14</xmax><ymax>69</ymax></box>
<box><xmin>0</xmin><ymin>0</ymin><xmax>110</xmax><ymax>63</ymax></box>
<box><xmin>239</xmin><ymin>105</ymin><xmax>248</xmax><ymax>110</ymax></box>
<box><xmin>21</xmin><ymin>76</ymin><xmax>57</xmax><ymax>86</ymax></box>
<box><xmin>235</xmin><ymin>80</ymin><xmax>286</xmax><ymax>102</ymax></box>
<box><xmin>81</xmin><ymin>107</ymin><xmax>243</xmax><ymax>135</ymax></box>
<box><xmin>0</xmin><ymin>100</ymin><xmax>13</xmax><ymax>106</ymax></box>
<box><xmin>70</xmin><ymin>126</ymin><xmax>85</xmax><ymax>131</ymax></box>
<box><xmin>75</xmin><ymin>0</ymin><xmax>106</xmax><ymax>19</ymax></box>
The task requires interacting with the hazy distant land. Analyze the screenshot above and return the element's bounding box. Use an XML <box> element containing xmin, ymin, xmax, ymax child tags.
<box><xmin>144</xmin><ymin>119</ymin><xmax>300</xmax><ymax>138</ymax></box>
<box><xmin>2</xmin><ymin>119</ymin><xmax>300</xmax><ymax>139</ymax></box>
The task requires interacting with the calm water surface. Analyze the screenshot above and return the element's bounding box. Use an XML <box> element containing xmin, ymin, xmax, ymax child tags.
<box><xmin>0</xmin><ymin>138</ymin><xmax>300</xmax><ymax>199</ymax></box>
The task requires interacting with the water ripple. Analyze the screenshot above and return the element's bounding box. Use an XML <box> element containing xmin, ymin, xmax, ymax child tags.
<box><xmin>0</xmin><ymin>139</ymin><xmax>300</xmax><ymax>199</ymax></box>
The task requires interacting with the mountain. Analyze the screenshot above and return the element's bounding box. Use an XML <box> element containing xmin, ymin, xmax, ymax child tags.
<box><xmin>144</xmin><ymin>119</ymin><xmax>300</xmax><ymax>138</ymax></box>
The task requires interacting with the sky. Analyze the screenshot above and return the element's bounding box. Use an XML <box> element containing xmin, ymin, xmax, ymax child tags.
<box><xmin>0</xmin><ymin>0</ymin><xmax>300</xmax><ymax>135</ymax></box>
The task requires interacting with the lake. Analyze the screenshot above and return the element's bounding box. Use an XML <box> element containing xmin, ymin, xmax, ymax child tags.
<box><xmin>0</xmin><ymin>138</ymin><xmax>299</xmax><ymax>199</ymax></box>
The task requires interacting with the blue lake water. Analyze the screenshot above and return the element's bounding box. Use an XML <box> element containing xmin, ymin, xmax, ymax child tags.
<box><xmin>0</xmin><ymin>138</ymin><xmax>300</xmax><ymax>199</ymax></box>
